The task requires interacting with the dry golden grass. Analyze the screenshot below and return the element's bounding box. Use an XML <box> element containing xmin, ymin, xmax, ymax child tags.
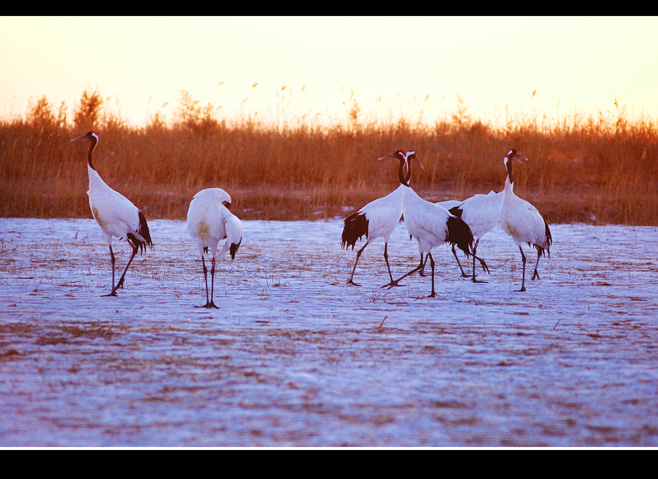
<box><xmin>2</xmin><ymin>90</ymin><xmax>658</xmax><ymax>225</ymax></box>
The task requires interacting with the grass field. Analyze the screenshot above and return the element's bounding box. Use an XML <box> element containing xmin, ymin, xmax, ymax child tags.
<box><xmin>2</xmin><ymin>89</ymin><xmax>657</xmax><ymax>225</ymax></box>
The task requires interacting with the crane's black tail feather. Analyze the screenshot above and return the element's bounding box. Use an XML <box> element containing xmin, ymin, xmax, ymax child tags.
<box><xmin>342</xmin><ymin>212</ymin><xmax>369</xmax><ymax>250</ymax></box>
<box><xmin>126</xmin><ymin>210</ymin><xmax>153</xmax><ymax>254</ymax></box>
<box><xmin>446</xmin><ymin>216</ymin><xmax>474</xmax><ymax>257</ymax></box>
<box><xmin>533</xmin><ymin>220</ymin><xmax>552</xmax><ymax>258</ymax></box>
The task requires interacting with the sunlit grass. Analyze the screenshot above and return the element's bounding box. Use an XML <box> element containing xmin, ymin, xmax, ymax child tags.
<box><xmin>2</xmin><ymin>88</ymin><xmax>657</xmax><ymax>225</ymax></box>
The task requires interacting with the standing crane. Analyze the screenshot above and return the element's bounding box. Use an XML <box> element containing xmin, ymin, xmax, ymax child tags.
<box><xmin>447</xmin><ymin>190</ymin><xmax>502</xmax><ymax>282</ymax></box>
<box><xmin>416</xmin><ymin>194</ymin><xmax>493</xmax><ymax>282</ymax></box>
<box><xmin>187</xmin><ymin>188</ymin><xmax>243</xmax><ymax>308</ymax></box>
<box><xmin>384</xmin><ymin>151</ymin><xmax>475</xmax><ymax>297</ymax></box>
<box><xmin>341</xmin><ymin>150</ymin><xmax>410</xmax><ymax>287</ymax></box>
<box><xmin>71</xmin><ymin>131</ymin><xmax>152</xmax><ymax>297</ymax></box>
<box><xmin>498</xmin><ymin>149</ymin><xmax>552</xmax><ymax>292</ymax></box>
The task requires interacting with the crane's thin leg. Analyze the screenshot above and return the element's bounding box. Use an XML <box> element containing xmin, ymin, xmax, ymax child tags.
<box><xmin>384</xmin><ymin>243</ymin><xmax>394</xmax><ymax>284</ymax></box>
<box><xmin>381</xmin><ymin>243</ymin><xmax>404</xmax><ymax>288</ymax></box>
<box><xmin>418</xmin><ymin>253</ymin><xmax>426</xmax><ymax>277</ymax></box>
<box><xmin>428</xmin><ymin>252</ymin><xmax>436</xmax><ymax>298</ymax></box>
<box><xmin>110</xmin><ymin>245</ymin><xmax>115</xmax><ymax>289</ymax></box>
<box><xmin>347</xmin><ymin>242</ymin><xmax>368</xmax><ymax>286</ymax></box>
<box><xmin>516</xmin><ymin>246</ymin><xmax>527</xmax><ymax>292</ymax></box>
<box><xmin>531</xmin><ymin>248</ymin><xmax>542</xmax><ymax>281</ymax></box>
<box><xmin>451</xmin><ymin>244</ymin><xmax>469</xmax><ymax>278</ymax></box>
<box><xmin>196</xmin><ymin>256</ymin><xmax>219</xmax><ymax>309</ymax></box>
<box><xmin>199</xmin><ymin>256</ymin><xmax>210</xmax><ymax>307</ymax></box>
<box><xmin>386</xmin><ymin>261</ymin><xmax>425</xmax><ymax>288</ymax></box>
<box><xmin>208</xmin><ymin>257</ymin><xmax>219</xmax><ymax>309</ymax></box>
<box><xmin>477</xmin><ymin>256</ymin><xmax>490</xmax><ymax>274</ymax></box>
<box><xmin>385</xmin><ymin>251</ymin><xmax>428</xmax><ymax>288</ymax></box>
<box><xmin>471</xmin><ymin>240</ymin><xmax>489</xmax><ymax>283</ymax></box>
<box><xmin>102</xmin><ymin>245</ymin><xmax>117</xmax><ymax>297</ymax></box>
<box><xmin>111</xmin><ymin>244</ymin><xmax>138</xmax><ymax>296</ymax></box>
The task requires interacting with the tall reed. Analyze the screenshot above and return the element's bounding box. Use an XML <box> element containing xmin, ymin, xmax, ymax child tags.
<box><xmin>1</xmin><ymin>89</ymin><xmax>657</xmax><ymax>225</ymax></box>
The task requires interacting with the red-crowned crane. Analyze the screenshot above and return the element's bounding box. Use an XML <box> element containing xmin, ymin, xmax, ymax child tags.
<box><xmin>415</xmin><ymin>199</ymin><xmax>461</xmax><ymax>277</ymax></box>
<box><xmin>71</xmin><ymin>131</ymin><xmax>152</xmax><ymax>297</ymax></box>
<box><xmin>341</xmin><ymin>150</ymin><xmax>409</xmax><ymax>287</ymax></box>
<box><xmin>385</xmin><ymin>151</ymin><xmax>475</xmax><ymax>297</ymax></box>
<box><xmin>416</xmin><ymin>195</ymin><xmax>494</xmax><ymax>281</ymax></box>
<box><xmin>187</xmin><ymin>187</ymin><xmax>243</xmax><ymax>308</ymax></box>
<box><xmin>447</xmin><ymin>190</ymin><xmax>502</xmax><ymax>282</ymax></box>
<box><xmin>498</xmin><ymin>149</ymin><xmax>552</xmax><ymax>292</ymax></box>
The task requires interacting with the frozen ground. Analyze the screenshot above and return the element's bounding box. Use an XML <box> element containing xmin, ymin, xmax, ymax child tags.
<box><xmin>1</xmin><ymin>217</ymin><xmax>657</xmax><ymax>447</ymax></box>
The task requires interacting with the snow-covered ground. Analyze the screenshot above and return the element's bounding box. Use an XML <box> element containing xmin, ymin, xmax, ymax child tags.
<box><xmin>1</xmin><ymin>217</ymin><xmax>657</xmax><ymax>447</ymax></box>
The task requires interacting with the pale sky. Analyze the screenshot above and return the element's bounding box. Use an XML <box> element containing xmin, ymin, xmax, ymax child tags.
<box><xmin>2</xmin><ymin>16</ymin><xmax>658</xmax><ymax>128</ymax></box>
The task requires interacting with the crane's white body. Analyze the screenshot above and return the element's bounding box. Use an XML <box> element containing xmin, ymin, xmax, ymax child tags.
<box><xmin>187</xmin><ymin>187</ymin><xmax>242</xmax><ymax>308</ymax></box>
<box><xmin>397</xmin><ymin>185</ymin><xmax>474</xmax><ymax>296</ymax></box>
<box><xmin>498</xmin><ymin>150</ymin><xmax>552</xmax><ymax>291</ymax></box>
<box><xmin>454</xmin><ymin>190</ymin><xmax>503</xmax><ymax>239</ymax></box>
<box><xmin>499</xmin><ymin>182</ymin><xmax>549</xmax><ymax>251</ymax></box>
<box><xmin>403</xmin><ymin>187</ymin><xmax>452</xmax><ymax>254</ymax></box>
<box><xmin>440</xmin><ymin>190</ymin><xmax>503</xmax><ymax>281</ymax></box>
<box><xmin>87</xmin><ymin>165</ymin><xmax>150</xmax><ymax>249</ymax></box>
<box><xmin>187</xmin><ymin>187</ymin><xmax>240</xmax><ymax>259</ymax></box>
<box><xmin>412</xmin><ymin>199</ymin><xmax>460</xmax><ymax>277</ymax></box>
<box><xmin>357</xmin><ymin>184</ymin><xmax>405</xmax><ymax>243</ymax></box>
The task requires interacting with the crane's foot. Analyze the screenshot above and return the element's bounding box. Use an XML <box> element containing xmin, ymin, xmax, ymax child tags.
<box><xmin>531</xmin><ymin>271</ymin><xmax>540</xmax><ymax>280</ymax></box>
<box><xmin>347</xmin><ymin>279</ymin><xmax>361</xmax><ymax>286</ymax></box>
<box><xmin>102</xmin><ymin>291</ymin><xmax>118</xmax><ymax>297</ymax></box>
<box><xmin>381</xmin><ymin>279</ymin><xmax>404</xmax><ymax>288</ymax></box>
<box><xmin>515</xmin><ymin>286</ymin><xmax>527</xmax><ymax>292</ymax></box>
<box><xmin>195</xmin><ymin>302</ymin><xmax>219</xmax><ymax>309</ymax></box>
<box><xmin>427</xmin><ymin>291</ymin><xmax>437</xmax><ymax>298</ymax></box>
<box><xmin>472</xmin><ymin>277</ymin><xmax>488</xmax><ymax>283</ymax></box>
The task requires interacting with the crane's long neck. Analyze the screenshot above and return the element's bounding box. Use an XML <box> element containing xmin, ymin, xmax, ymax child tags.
<box><xmin>86</xmin><ymin>138</ymin><xmax>98</xmax><ymax>171</ymax></box>
<box><xmin>400</xmin><ymin>157</ymin><xmax>410</xmax><ymax>186</ymax></box>
<box><xmin>84</xmin><ymin>138</ymin><xmax>109</xmax><ymax>191</ymax></box>
<box><xmin>504</xmin><ymin>160</ymin><xmax>514</xmax><ymax>193</ymax></box>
